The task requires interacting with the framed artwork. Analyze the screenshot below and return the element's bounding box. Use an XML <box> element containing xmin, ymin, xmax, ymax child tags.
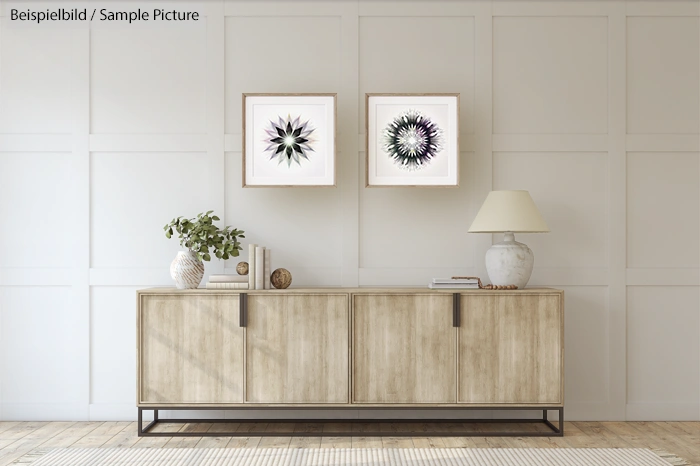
<box><xmin>243</xmin><ymin>93</ymin><xmax>336</xmax><ymax>187</ymax></box>
<box><xmin>365</xmin><ymin>93</ymin><xmax>460</xmax><ymax>187</ymax></box>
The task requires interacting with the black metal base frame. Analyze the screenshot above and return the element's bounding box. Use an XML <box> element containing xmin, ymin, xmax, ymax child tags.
<box><xmin>137</xmin><ymin>407</ymin><xmax>563</xmax><ymax>437</ymax></box>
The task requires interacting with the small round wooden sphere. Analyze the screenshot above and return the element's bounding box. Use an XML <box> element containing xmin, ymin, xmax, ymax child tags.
<box><xmin>236</xmin><ymin>262</ymin><xmax>249</xmax><ymax>275</ymax></box>
<box><xmin>270</xmin><ymin>268</ymin><xmax>292</xmax><ymax>289</ymax></box>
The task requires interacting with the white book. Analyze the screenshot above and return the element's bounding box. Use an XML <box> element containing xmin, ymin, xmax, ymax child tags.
<box><xmin>255</xmin><ymin>246</ymin><xmax>265</xmax><ymax>290</ymax></box>
<box><xmin>206</xmin><ymin>282</ymin><xmax>249</xmax><ymax>289</ymax></box>
<box><xmin>432</xmin><ymin>278</ymin><xmax>479</xmax><ymax>284</ymax></box>
<box><xmin>428</xmin><ymin>283</ymin><xmax>480</xmax><ymax>289</ymax></box>
<box><xmin>209</xmin><ymin>274</ymin><xmax>248</xmax><ymax>283</ymax></box>
<box><xmin>248</xmin><ymin>244</ymin><xmax>257</xmax><ymax>290</ymax></box>
<box><xmin>264</xmin><ymin>249</ymin><xmax>271</xmax><ymax>290</ymax></box>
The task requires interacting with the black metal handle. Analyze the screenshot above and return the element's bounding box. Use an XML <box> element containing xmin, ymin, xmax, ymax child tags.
<box><xmin>453</xmin><ymin>293</ymin><xmax>460</xmax><ymax>327</ymax></box>
<box><xmin>240</xmin><ymin>293</ymin><xmax>247</xmax><ymax>327</ymax></box>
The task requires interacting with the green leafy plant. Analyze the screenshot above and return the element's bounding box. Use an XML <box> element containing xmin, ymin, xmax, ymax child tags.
<box><xmin>164</xmin><ymin>211</ymin><xmax>245</xmax><ymax>262</ymax></box>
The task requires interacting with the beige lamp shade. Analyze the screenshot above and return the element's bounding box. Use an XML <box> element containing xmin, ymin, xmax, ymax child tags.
<box><xmin>468</xmin><ymin>190</ymin><xmax>549</xmax><ymax>233</ymax></box>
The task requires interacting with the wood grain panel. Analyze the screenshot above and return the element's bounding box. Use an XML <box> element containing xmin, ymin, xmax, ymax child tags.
<box><xmin>245</xmin><ymin>294</ymin><xmax>349</xmax><ymax>403</ymax></box>
<box><xmin>352</xmin><ymin>294</ymin><xmax>456</xmax><ymax>403</ymax></box>
<box><xmin>459</xmin><ymin>293</ymin><xmax>563</xmax><ymax>404</ymax></box>
<box><xmin>138</xmin><ymin>294</ymin><xmax>243</xmax><ymax>404</ymax></box>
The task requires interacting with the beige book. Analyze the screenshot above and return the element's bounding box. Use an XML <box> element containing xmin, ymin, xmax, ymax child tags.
<box><xmin>264</xmin><ymin>249</ymin><xmax>271</xmax><ymax>289</ymax></box>
<box><xmin>206</xmin><ymin>282</ymin><xmax>249</xmax><ymax>289</ymax></box>
<box><xmin>248</xmin><ymin>244</ymin><xmax>256</xmax><ymax>290</ymax></box>
<box><xmin>209</xmin><ymin>274</ymin><xmax>248</xmax><ymax>283</ymax></box>
<box><xmin>255</xmin><ymin>246</ymin><xmax>265</xmax><ymax>290</ymax></box>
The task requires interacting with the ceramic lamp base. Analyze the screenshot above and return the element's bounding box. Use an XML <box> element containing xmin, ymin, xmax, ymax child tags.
<box><xmin>485</xmin><ymin>232</ymin><xmax>534</xmax><ymax>289</ymax></box>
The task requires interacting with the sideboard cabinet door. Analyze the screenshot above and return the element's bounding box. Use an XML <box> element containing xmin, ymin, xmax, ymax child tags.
<box><xmin>352</xmin><ymin>294</ymin><xmax>456</xmax><ymax>404</ymax></box>
<box><xmin>458</xmin><ymin>293</ymin><xmax>563</xmax><ymax>404</ymax></box>
<box><xmin>245</xmin><ymin>294</ymin><xmax>350</xmax><ymax>403</ymax></box>
<box><xmin>138</xmin><ymin>294</ymin><xmax>244</xmax><ymax>404</ymax></box>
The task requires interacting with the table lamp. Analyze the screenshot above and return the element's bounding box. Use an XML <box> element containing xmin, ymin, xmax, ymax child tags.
<box><xmin>468</xmin><ymin>190</ymin><xmax>549</xmax><ymax>289</ymax></box>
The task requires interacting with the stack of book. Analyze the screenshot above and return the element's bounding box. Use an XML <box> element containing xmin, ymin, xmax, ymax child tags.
<box><xmin>248</xmin><ymin>244</ymin><xmax>272</xmax><ymax>290</ymax></box>
<box><xmin>428</xmin><ymin>277</ymin><xmax>480</xmax><ymax>289</ymax></box>
<box><xmin>205</xmin><ymin>274</ymin><xmax>249</xmax><ymax>289</ymax></box>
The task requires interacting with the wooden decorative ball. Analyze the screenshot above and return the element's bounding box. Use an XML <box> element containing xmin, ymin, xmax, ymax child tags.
<box><xmin>270</xmin><ymin>268</ymin><xmax>292</xmax><ymax>289</ymax></box>
<box><xmin>236</xmin><ymin>262</ymin><xmax>249</xmax><ymax>275</ymax></box>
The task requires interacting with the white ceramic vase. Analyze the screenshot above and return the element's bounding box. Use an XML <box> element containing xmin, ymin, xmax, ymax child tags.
<box><xmin>170</xmin><ymin>251</ymin><xmax>204</xmax><ymax>289</ymax></box>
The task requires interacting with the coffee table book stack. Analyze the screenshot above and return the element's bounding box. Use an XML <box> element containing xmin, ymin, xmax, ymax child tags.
<box><xmin>428</xmin><ymin>277</ymin><xmax>480</xmax><ymax>289</ymax></box>
<box><xmin>205</xmin><ymin>274</ymin><xmax>248</xmax><ymax>289</ymax></box>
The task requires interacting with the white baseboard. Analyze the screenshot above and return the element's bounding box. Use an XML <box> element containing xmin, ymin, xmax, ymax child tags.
<box><xmin>626</xmin><ymin>402</ymin><xmax>700</xmax><ymax>421</ymax></box>
<box><xmin>5</xmin><ymin>401</ymin><xmax>696</xmax><ymax>422</ymax></box>
<box><xmin>1</xmin><ymin>403</ymin><xmax>89</xmax><ymax>421</ymax></box>
<box><xmin>79</xmin><ymin>406</ymin><xmax>562</xmax><ymax>422</ymax></box>
<box><xmin>566</xmin><ymin>402</ymin><xmax>620</xmax><ymax>421</ymax></box>
<box><xmin>89</xmin><ymin>403</ymin><xmax>139</xmax><ymax>421</ymax></box>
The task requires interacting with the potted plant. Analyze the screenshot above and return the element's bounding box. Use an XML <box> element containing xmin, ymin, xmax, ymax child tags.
<box><xmin>164</xmin><ymin>211</ymin><xmax>245</xmax><ymax>289</ymax></box>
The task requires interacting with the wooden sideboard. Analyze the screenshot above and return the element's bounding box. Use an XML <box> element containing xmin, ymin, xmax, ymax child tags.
<box><xmin>136</xmin><ymin>287</ymin><xmax>564</xmax><ymax>437</ymax></box>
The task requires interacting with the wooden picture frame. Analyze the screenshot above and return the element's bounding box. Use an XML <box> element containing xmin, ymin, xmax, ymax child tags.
<box><xmin>243</xmin><ymin>93</ymin><xmax>337</xmax><ymax>187</ymax></box>
<box><xmin>365</xmin><ymin>93</ymin><xmax>460</xmax><ymax>187</ymax></box>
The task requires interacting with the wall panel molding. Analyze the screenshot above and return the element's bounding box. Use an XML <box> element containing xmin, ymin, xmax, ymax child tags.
<box><xmin>87</xmin><ymin>267</ymin><xmax>342</xmax><ymax>287</ymax></box>
<box><xmin>529</xmin><ymin>267</ymin><xmax>609</xmax><ymax>287</ymax></box>
<box><xmin>626</xmin><ymin>134</ymin><xmax>700</xmax><ymax>152</ymax></box>
<box><xmin>359</xmin><ymin>267</ymin><xmax>479</xmax><ymax>286</ymax></box>
<box><xmin>565</xmin><ymin>402</ymin><xmax>616</xmax><ymax>422</ymax></box>
<box><xmin>89</xmin><ymin>134</ymin><xmax>207</xmax><ymax>152</ymax></box>
<box><xmin>627</xmin><ymin>268</ymin><xmax>700</xmax><ymax>286</ymax></box>
<box><xmin>1</xmin><ymin>403</ymin><xmax>89</xmax><ymax>422</ymax></box>
<box><xmin>339</xmin><ymin>2</ymin><xmax>360</xmax><ymax>286</ymax></box>
<box><xmin>0</xmin><ymin>269</ymin><xmax>75</xmax><ymax>286</ymax></box>
<box><xmin>472</xmin><ymin>1</ymin><xmax>493</xmax><ymax>281</ymax></box>
<box><xmin>627</xmin><ymin>402</ymin><xmax>700</xmax><ymax>421</ymax></box>
<box><xmin>0</xmin><ymin>135</ymin><xmax>72</xmax><ymax>152</ymax></box>
<box><xmin>626</xmin><ymin>1</ymin><xmax>700</xmax><ymax>16</ymax></box>
<box><xmin>89</xmin><ymin>403</ymin><xmax>140</xmax><ymax>422</ymax></box>
<box><xmin>359</xmin><ymin>1</ymin><xmax>484</xmax><ymax>16</ymax></box>
<box><xmin>492</xmin><ymin>134</ymin><xmax>609</xmax><ymax>152</ymax></box>
<box><xmin>607</xmin><ymin>0</ymin><xmax>628</xmax><ymax>421</ymax></box>
<box><xmin>206</xmin><ymin>0</ymin><xmax>226</xmax><ymax>281</ymax></box>
<box><xmin>360</xmin><ymin>134</ymin><xmax>476</xmax><ymax>153</ymax></box>
<box><xmin>225</xmin><ymin>1</ymin><xmax>346</xmax><ymax>16</ymax></box>
<box><xmin>493</xmin><ymin>1</ymin><xmax>613</xmax><ymax>16</ymax></box>
<box><xmin>70</xmin><ymin>25</ymin><xmax>91</xmax><ymax>416</ymax></box>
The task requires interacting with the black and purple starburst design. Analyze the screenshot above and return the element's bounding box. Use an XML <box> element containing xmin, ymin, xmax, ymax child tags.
<box><xmin>382</xmin><ymin>109</ymin><xmax>444</xmax><ymax>171</ymax></box>
<box><xmin>263</xmin><ymin>115</ymin><xmax>316</xmax><ymax>167</ymax></box>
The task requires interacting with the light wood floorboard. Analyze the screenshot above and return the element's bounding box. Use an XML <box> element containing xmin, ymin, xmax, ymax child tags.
<box><xmin>0</xmin><ymin>422</ymin><xmax>697</xmax><ymax>465</ymax></box>
<box><xmin>0</xmin><ymin>422</ymin><xmax>76</xmax><ymax>466</ymax></box>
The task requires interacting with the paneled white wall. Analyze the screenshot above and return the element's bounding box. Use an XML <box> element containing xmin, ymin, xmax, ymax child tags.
<box><xmin>0</xmin><ymin>0</ymin><xmax>698</xmax><ymax>422</ymax></box>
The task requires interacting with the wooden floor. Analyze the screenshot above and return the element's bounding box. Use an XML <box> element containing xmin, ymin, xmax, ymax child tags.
<box><xmin>0</xmin><ymin>421</ymin><xmax>697</xmax><ymax>465</ymax></box>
